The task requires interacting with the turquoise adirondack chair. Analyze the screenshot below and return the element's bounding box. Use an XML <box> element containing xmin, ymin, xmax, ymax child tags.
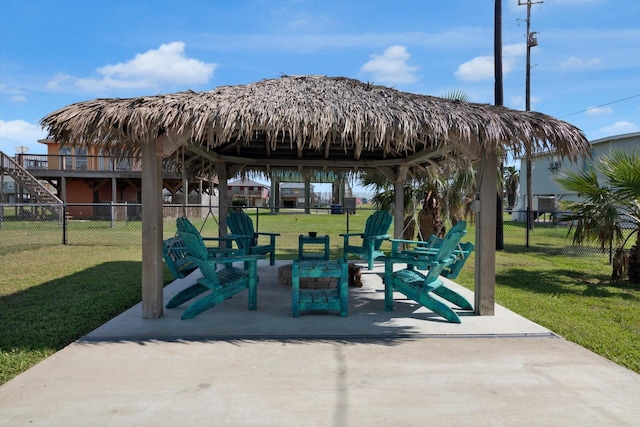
<box><xmin>341</xmin><ymin>210</ymin><xmax>393</xmax><ymax>270</ymax></box>
<box><xmin>227</xmin><ymin>211</ymin><xmax>280</xmax><ymax>265</ymax></box>
<box><xmin>162</xmin><ymin>236</ymin><xmax>197</xmax><ymax>279</ymax></box>
<box><xmin>165</xmin><ymin>229</ymin><xmax>262</xmax><ymax>320</ymax></box>
<box><xmin>161</xmin><ymin>217</ymin><xmax>238</xmax><ymax>279</ymax></box>
<box><xmin>383</xmin><ymin>221</ymin><xmax>473</xmax><ymax>323</ymax></box>
<box><xmin>411</xmin><ymin>221</ymin><xmax>475</xmax><ymax>279</ymax></box>
<box><xmin>176</xmin><ymin>217</ymin><xmax>237</xmax><ymax>255</ymax></box>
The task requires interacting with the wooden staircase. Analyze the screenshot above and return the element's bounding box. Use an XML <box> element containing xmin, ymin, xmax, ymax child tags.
<box><xmin>1</xmin><ymin>151</ymin><xmax>63</xmax><ymax>219</ymax></box>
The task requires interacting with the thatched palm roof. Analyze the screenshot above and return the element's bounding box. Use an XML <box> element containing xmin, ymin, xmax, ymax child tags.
<box><xmin>41</xmin><ymin>75</ymin><xmax>589</xmax><ymax>176</ymax></box>
<box><xmin>40</xmin><ymin>74</ymin><xmax>590</xmax><ymax>319</ymax></box>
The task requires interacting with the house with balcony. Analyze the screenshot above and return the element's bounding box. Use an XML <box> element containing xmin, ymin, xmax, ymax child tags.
<box><xmin>0</xmin><ymin>140</ymin><xmax>217</xmax><ymax>219</ymax></box>
<box><xmin>279</xmin><ymin>182</ymin><xmax>319</xmax><ymax>208</ymax></box>
<box><xmin>227</xmin><ymin>179</ymin><xmax>270</xmax><ymax>207</ymax></box>
<box><xmin>514</xmin><ymin>131</ymin><xmax>640</xmax><ymax>220</ymax></box>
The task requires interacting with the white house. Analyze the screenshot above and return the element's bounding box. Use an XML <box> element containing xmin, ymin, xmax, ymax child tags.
<box><xmin>514</xmin><ymin>131</ymin><xmax>640</xmax><ymax>220</ymax></box>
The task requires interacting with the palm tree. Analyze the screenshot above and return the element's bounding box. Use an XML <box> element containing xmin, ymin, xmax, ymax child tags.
<box><xmin>362</xmin><ymin>168</ymin><xmax>425</xmax><ymax>240</ymax></box>
<box><xmin>556</xmin><ymin>149</ymin><xmax>640</xmax><ymax>282</ymax></box>
<box><xmin>504</xmin><ymin>166</ymin><xmax>520</xmax><ymax>209</ymax></box>
<box><xmin>361</xmin><ymin>157</ymin><xmax>477</xmax><ymax>242</ymax></box>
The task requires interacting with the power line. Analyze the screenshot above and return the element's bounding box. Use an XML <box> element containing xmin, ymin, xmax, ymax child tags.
<box><xmin>560</xmin><ymin>94</ymin><xmax>640</xmax><ymax>118</ymax></box>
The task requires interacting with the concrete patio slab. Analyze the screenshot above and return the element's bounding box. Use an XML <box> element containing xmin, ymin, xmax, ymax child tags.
<box><xmin>1</xmin><ymin>260</ymin><xmax>639</xmax><ymax>426</ymax></box>
<box><xmin>84</xmin><ymin>261</ymin><xmax>553</xmax><ymax>341</ymax></box>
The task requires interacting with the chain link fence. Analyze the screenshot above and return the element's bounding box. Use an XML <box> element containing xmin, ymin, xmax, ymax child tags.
<box><xmin>0</xmin><ymin>203</ymin><xmax>616</xmax><ymax>264</ymax></box>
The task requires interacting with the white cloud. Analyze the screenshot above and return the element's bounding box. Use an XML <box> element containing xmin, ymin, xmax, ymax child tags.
<box><xmin>560</xmin><ymin>56</ymin><xmax>601</xmax><ymax>69</ymax></box>
<box><xmin>47</xmin><ymin>42</ymin><xmax>217</xmax><ymax>93</ymax></box>
<box><xmin>598</xmin><ymin>121</ymin><xmax>639</xmax><ymax>136</ymax></box>
<box><xmin>46</xmin><ymin>73</ymin><xmax>72</xmax><ymax>91</ymax></box>
<box><xmin>0</xmin><ymin>119</ymin><xmax>48</xmax><ymax>154</ymax></box>
<box><xmin>502</xmin><ymin>43</ymin><xmax>526</xmax><ymax>57</ymax></box>
<box><xmin>455</xmin><ymin>42</ymin><xmax>525</xmax><ymax>82</ymax></box>
<box><xmin>585</xmin><ymin>106</ymin><xmax>613</xmax><ymax>115</ymax></box>
<box><xmin>454</xmin><ymin>56</ymin><xmax>494</xmax><ymax>82</ymax></box>
<box><xmin>0</xmin><ymin>84</ymin><xmax>28</xmax><ymax>103</ymax></box>
<box><xmin>360</xmin><ymin>45</ymin><xmax>418</xmax><ymax>85</ymax></box>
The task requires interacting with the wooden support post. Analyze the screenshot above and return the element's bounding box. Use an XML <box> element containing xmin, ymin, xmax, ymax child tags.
<box><xmin>141</xmin><ymin>136</ymin><xmax>164</xmax><ymax>319</ymax></box>
<box><xmin>393</xmin><ymin>181</ymin><xmax>404</xmax><ymax>239</ymax></box>
<box><xmin>304</xmin><ymin>178</ymin><xmax>311</xmax><ymax>213</ymax></box>
<box><xmin>271</xmin><ymin>176</ymin><xmax>280</xmax><ymax>214</ymax></box>
<box><xmin>474</xmin><ymin>148</ymin><xmax>497</xmax><ymax>315</ymax></box>
<box><xmin>392</xmin><ymin>166</ymin><xmax>407</xmax><ymax>239</ymax></box>
<box><xmin>218</xmin><ymin>163</ymin><xmax>228</xmax><ymax>240</ymax></box>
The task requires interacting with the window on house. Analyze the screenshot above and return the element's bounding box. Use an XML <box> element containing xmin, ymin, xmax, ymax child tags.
<box><xmin>59</xmin><ymin>147</ymin><xmax>72</xmax><ymax>170</ymax></box>
<box><xmin>98</xmin><ymin>149</ymin><xmax>111</xmax><ymax>171</ymax></box>
<box><xmin>74</xmin><ymin>147</ymin><xmax>88</xmax><ymax>170</ymax></box>
<box><xmin>116</xmin><ymin>157</ymin><xmax>130</xmax><ymax>171</ymax></box>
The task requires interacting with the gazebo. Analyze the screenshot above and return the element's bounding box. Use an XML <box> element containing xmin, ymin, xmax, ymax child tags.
<box><xmin>40</xmin><ymin>75</ymin><xmax>591</xmax><ymax>319</ymax></box>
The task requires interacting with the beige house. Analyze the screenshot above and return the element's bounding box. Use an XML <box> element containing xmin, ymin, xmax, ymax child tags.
<box><xmin>227</xmin><ymin>179</ymin><xmax>269</xmax><ymax>207</ymax></box>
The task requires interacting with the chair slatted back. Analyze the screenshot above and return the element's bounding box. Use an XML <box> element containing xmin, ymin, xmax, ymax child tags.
<box><xmin>362</xmin><ymin>210</ymin><xmax>393</xmax><ymax>250</ymax></box>
<box><xmin>177</xmin><ymin>217</ymin><xmax>200</xmax><ymax>235</ymax></box>
<box><xmin>418</xmin><ymin>225</ymin><xmax>467</xmax><ymax>285</ymax></box>
<box><xmin>432</xmin><ymin>221</ymin><xmax>467</xmax><ymax>263</ymax></box>
<box><xmin>228</xmin><ymin>211</ymin><xmax>257</xmax><ymax>248</ymax></box>
<box><xmin>178</xmin><ymin>230</ymin><xmax>220</xmax><ymax>286</ymax></box>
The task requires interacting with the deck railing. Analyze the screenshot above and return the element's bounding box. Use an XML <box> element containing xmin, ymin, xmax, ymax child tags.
<box><xmin>14</xmin><ymin>153</ymin><xmax>146</xmax><ymax>173</ymax></box>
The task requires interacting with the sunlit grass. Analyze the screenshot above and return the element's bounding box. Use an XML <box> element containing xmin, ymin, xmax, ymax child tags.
<box><xmin>456</xmin><ymin>249</ymin><xmax>639</xmax><ymax>373</ymax></box>
<box><xmin>1</xmin><ymin>213</ymin><xmax>637</xmax><ymax>386</ymax></box>
<box><xmin>0</xmin><ymin>245</ymin><xmax>173</xmax><ymax>384</ymax></box>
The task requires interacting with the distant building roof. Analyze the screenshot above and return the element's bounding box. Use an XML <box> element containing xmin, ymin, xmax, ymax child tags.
<box><xmin>228</xmin><ymin>179</ymin><xmax>267</xmax><ymax>187</ymax></box>
<box><xmin>280</xmin><ymin>182</ymin><xmax>314</xmax><ymax>189</ymax></box>
<box><xmin>590</xmin><ymin>131</ymin><xmax>640</xmax><ymax>146</ymax></box>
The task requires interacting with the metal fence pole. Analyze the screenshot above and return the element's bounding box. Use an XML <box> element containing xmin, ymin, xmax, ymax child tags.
<box><xmin>110</xmin><ymin>201</ymin><xmax>115</xmax><ymax>229</ymax></box>
<box><xmin>526</xmin><ymin>206</ymin><xmax>531</xmax><ymax>247</ymax></box>
<box><xmin>255</xmin><ymin>206</ymin><xmax>259</xmax><ymax>232</ymax></box>
<box><xmin>62</xmin><ymin>203</ymin><xmax>68</xmax><ymax>245</ymax></box>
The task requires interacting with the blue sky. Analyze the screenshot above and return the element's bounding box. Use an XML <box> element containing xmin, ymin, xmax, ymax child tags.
<box><xmin>1</xmin><ymin>0</ymin><xmax>639</xmax><ymax>165</ymax></box>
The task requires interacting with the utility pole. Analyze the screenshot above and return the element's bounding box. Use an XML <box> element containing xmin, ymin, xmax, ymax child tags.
<box><xmin>495</xmin><ymin>0</ymin><xmax>504</xmax><ymax>250</ymax></box>
<box><xmin>519</xmin><ymin>0</ymin><xmax>542</xmax><ymax>245</ymax></box>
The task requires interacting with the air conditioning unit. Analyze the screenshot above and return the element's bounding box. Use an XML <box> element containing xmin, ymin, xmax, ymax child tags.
<box><xmin>549</xmin><ymin>161</ymin><xmax>561</xmax><ymax>170</ymax></box>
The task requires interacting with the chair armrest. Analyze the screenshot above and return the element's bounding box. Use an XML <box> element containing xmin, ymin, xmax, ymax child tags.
<box><xmin>388</xmin><ymin>238</ymin><xmax>426</xmax><ymax>245</ymax></box>
<box><xmin>255</xmin><ymin>232</ymin><xmax>279</xmax><ymax>246</ymax></box>
<box><xmin>228</xmin><ymin>233</ymin><xmax>253</xmax><ymax>244</ymax></box>
<box><xmin>340</xmin><ymin>233</ymin><xmax>364</xmax><ymax>245</ymax></box>
<box><xmin>365</xmin><ymin>234</ymin><xmax>391</xmax><ymax>241</ymax></box>
<box><xmin>206</xmin><ymin>247</ymin><xmax>237</xmax><ymax>257</ymax></box>
<box><xmin>201</xmin><ymin>236</ymin><xmax>237</xmax><ymax>247</ymax></box>
<box><xmin>388</xmin><ymin>238</ymin><xmax>434</xmax><ymax>257</ymax></box>
<box><xmin>214</xmin><ymin>254</ymin><xmax>265</xmax><ymax>264</ymax></box>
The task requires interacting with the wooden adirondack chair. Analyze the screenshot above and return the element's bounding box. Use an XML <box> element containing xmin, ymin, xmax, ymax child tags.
<box><xmin>165</xmin><ymin>229</ymin><xmax>263</xmax><ymax>320</ymax></box>
<box><xmin>162</xmin><ymin>236</ymin><xmax>197</xmax><ymax>279</ymax></box>
<box><xmin>341</xmin><ymin>210</ymin><xmax>393</xmax><ymax>270</ymax></box>
<box><xmin>176</xmin><ymin>217</ymin><xmax>237</xmax><ymax>255</ymax></box>
<box><xmin>411</xmin><ymin>221</ymin><xmax>475</xmax><ymax>279</ymax></box>
<box><xmin>383</xmin><ymin>220</ymin><xmax>473</xmax><ymax>323</ymax></box>
<box><xmin>161</xmin><ymin>217</ymin><xmax>238</xmax><ymax>279</ymax></box>
<box><xmin>227</xmin><ymin>211</ymin><xmax>280</xmax><ymax>265</ymax></box>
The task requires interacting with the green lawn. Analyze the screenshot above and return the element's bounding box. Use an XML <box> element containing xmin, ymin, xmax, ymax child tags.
<box><xmin>1</xmin><ymin>212</ymin><xmax>638</xmax><ymax>385</ymax></box>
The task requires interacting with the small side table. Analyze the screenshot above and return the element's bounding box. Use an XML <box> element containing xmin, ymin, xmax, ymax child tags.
<box><xmin>292</xmin><ymin>259</ymin><xmax>348</xmax><ymax>317</ymax></box>
<box><xmin>298</xmin><ymin>234</ymin><xmax>330</xmax><ymax>260</ymax></box>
